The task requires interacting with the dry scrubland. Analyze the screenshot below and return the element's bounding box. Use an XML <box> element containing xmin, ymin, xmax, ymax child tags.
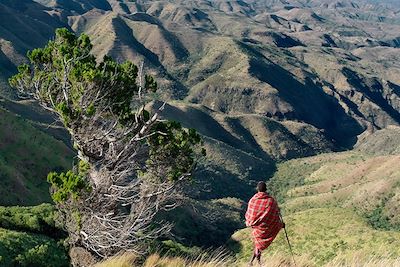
<box><xmin>2</xmin><ymin>0</ymin><xmax>400</xmax><ymax>155</ymax></box>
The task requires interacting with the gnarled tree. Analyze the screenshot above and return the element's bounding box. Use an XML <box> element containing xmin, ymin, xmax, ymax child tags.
<box><xmin>9</xmin><ymin>28</ymin><xmax>204</xmax><ymax>258</ymax></box>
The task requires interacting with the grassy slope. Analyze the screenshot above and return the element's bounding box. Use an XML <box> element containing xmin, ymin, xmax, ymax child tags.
<box><xmin>232</xmin><ymin>208</ymin><xmax>400</xmax><ymax>266</ymax></box>
<box><xmin>0</xmin><ymin>107</ymin><xmax>73</xmax><ymax>205</ymax></box>
<box><xmin>231</xmin><ymin>129</ymin><xmax>400</xmax><ymax>266</ymax></box>
<box><xmin>0</xmin><ymin>102</ymin><xmax>73</xmax><ymax>265</ymax></box>
<box><xmin>280</xmin><ymin>152</ymin><xmax>400</xmax><ymax>227</ymax></box>
<box><xmin>150</xmin><ymin>101</ymin><xmax>334</xmax><ymax>247</ymax></box>
<box><xmin>0</xmin><ymin>204</ymin><xmax>68</xmax><ymax>267</ymax></box>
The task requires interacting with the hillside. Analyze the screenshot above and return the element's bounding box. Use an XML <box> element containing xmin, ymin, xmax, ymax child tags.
<box><xmin>0</xmin><ymin>0</ymin><xmax>399</xmax><ymax>264</ymax></box>
<box><xmin>0</xmin><ymin>0</ymin><xmax>66</xmax><ymax>97</ymax></box>
<box><xmin>231</xmin><ymin>127</ymin><xmax>400</xmax><ymax>266</ymax></box>
<box><xmin>0</xmin><ymin>0</ymin><xmax>399</xmax><ymax>188</ymax></box>
<box><xmin>0</xmin><ymin>204</ymin><xmax>68</xmax><ymax>266</ymax></box>
<box><xmin>232</xmin><ymin>207</ymin><xmax>400</xmax><ymax>266</ymax></box>
<box><xmin>1</xmin><ymin>0</ymin><xmax>400</xmax><ymax>150</ymax></box>
<box><xmin>0</xmin><ymin>100</ymin><xmax>73</xmax><ymax>205</ymax></box>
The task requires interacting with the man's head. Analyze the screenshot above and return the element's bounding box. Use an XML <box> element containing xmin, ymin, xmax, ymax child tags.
<box><xmin>257</xmin><ymin>181</ymin><xmax>267</xmax><ymax>192</ymax></box>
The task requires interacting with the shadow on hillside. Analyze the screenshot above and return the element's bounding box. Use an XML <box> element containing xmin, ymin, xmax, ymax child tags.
<box><xmin>156</xmin><ymin>102</ymin><xmax>275</xmax><ymax>161</ymax></box>
<box><xmin>47</xmin><ymin>0</ymin><xmax>112</xmax><ymax>14</ymax></box>
<box><xmin>343</xmin><ymin>67</ymin><xmax>400</xmax><ymax>124</ymax></box>
<box><xmin>387</xmin><ymin>81</ymin><xmax>400</xmax><ymax>98</ymax></box>
<box><xmin>0</xmin><ymin>0</ymin><xmax>68</xmax><ymax>50</ymax></box>
<box><xmin>225</xmin><ymin>117</ymin><xmax>279</xmax><ymax>160</ymax></box>
<box><xmin>161</xmin><ymin>201</ymin><xmax>246</xmax><ymax>248</ymax></box>
<box><xmin>246</xmin><ymin>51</ymin><xmax>364</xmax><ymax>149</ymax></box>
<box><xmin>0</xmin><ymin>98</ymin><xmax>74</xmax><ymax>150</ymax></box>
<box><xmin>110</xmin><ymin>16</ymin><xmax>190</xmax><ymax>98</ymax></box>
<box><xmin>111</xmin><ymin>16</ymin><xmax>163</xmax><ymax>67</ymax></box>
<box><xmin>193</xmin><ymin>161</ymin><xmax>275</xmax><ymax>201</ymax></box>
<box><xmin>126</xmin><ymin>12</ymin><xmax>190</xmax><ymax>60</ymax></box>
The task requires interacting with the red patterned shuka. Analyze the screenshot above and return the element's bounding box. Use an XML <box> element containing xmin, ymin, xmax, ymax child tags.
<box><xmin>245</xmin><ymin>192</ymin><xmax>283</xmax><ymax>251</ymax></box>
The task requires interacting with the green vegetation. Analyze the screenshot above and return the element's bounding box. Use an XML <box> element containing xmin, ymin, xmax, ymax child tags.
<box><xmin>148</xmin><ymin>121</ymin><xmax>204</xmax><ymax>181</ymax></box>
<box><xmin>47</xmin><ymin>165</ymin><xmax>90</xmax><ymax>203</ymax></box>
<box><xmin>266</xmin><ymin>157</ymin><xmax>325</xmax><ymax>203</ymax></box>
<box><xmin>0</xmin><ymin>228</ymin><xmax>68</xmax><ymax>267</ymax></box>
<box><xmin>232</xmin><ymin>208</ymin><xmax>400</xmax><ymax>266</ymax></box>
<box><xmin>364</xmin><ymin>193</ymin><xmax>400</xmax><ymax>231</ymax></box>
<box><xmin>0</xmin><ymin>204</ymin><xmax>68</xmax><ymax>267</ymax></box>
<box><xmin>0</xmin><ymin>107</ymin><xmax>73</xmax><ymax>206</ymax></box>
<box><xmin>9</xmin><ymin>28</ymin><xmax>156</xmax><ymax>128</ymax></box>
<box><xmin>9</xmin><ymin>28</ymin><xmax>205</xmax><ymax>258</ymax></box>
<box><xmin>0</xmin><ymin>204</ymin><xmax>64</xmax><ymax>237</ymax></box>
<box><xmin>232</xmin><ymin>149</ymin><xmax>400</xmax><ymax>266</ymax></box>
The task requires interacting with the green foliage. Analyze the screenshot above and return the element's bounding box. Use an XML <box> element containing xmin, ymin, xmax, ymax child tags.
<box><xmin>158</xmin><ymin>240</ymin><xmax>202</xmax><ymax>258</ymax></box>
<box><xmin>266</xmin><ymin>159</ymin><xmax>322</xmax><ymax>203</ymax></box>
<box><xmin>56</xmin><ymin>101</ymin><xmax>78</xmax><ymax>126</ymax></box>
<box><xmin>96</xmin><ymin>56</ymin><xmax>140</xmax><ymax>125</ymax></box>
<box><xmin>365</xmin><ymin>205</ymin><xmax>391</xmax><ymax>230</ymax></box>
<box><xmin>144</xmin><ymin>74</ymin><xmax>157</xmax><ymax>92</ymax></box>
<box><xmin>0</xmin><ymin>204</ymin><xmax>64</xmax><ymax>238</ymax></box>
<box><xmin>78</xmin><ymin>160</ymin><xmax>90</xmax><ymax>176</ymax></box>
<box><xmin>47</xmin><ymin>163</ymin><xmax>90</xmax><ymax>203</ymax></box>
<box><xmin>148</xmin><ymin>121</ymin><xmax>204</xmax><ymax>181</ymax></box>
<box><xmin>364</xmin><ymin>193</ymin><xmax>400</xmax><ymax>231</ymax></box>
<box><xmin>86</xmin><ymin>103</ymin><xmax>96</xmax><ymax>116</ymax></box>
<box><xmin>9</xmin><ymin>28</ymin><xmax>203</xmax><ymax>187</ymax></box>
<box><xmin>0</xmin><ymin>228</ymin><xmax>69</xmax><ymax>267</ymax></box>
<box><xmin>9</xmin><ymin>28</ymin><xmax>156</xmax><ymax>127</ymax></box>
<box><xmin>8</xmin><ymin>29</ymin><xmax>204</xmax><ymax>257</ymax></box>
<box><xmin>15</xmin><ymin>242</ymin><xmax>68</xmax><ymax>267</ymax></box>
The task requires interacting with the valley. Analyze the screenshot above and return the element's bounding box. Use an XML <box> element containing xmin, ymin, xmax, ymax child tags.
<box><xmin>0</xmin><ymin>0</ymin><xmax>399</xmax><ymax>266</ymax></box>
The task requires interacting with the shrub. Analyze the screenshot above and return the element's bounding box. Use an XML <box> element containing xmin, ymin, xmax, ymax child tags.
<box><xmin>0</xmin><ymin>228</ymin><xmax>69</xmax><ymax>267</ymax></box>
<box><xmin>15</xmin><ymin>242</ymin><xmax>69</xmax><ymax>267</ymax></box>
<box><xmin>0</xmin><ymin>204</ymin><xmax>65</xmax><ymax>238</ymax></box>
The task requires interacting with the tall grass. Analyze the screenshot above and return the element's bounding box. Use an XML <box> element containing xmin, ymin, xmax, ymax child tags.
<box><xmin>95</xmin><ymin>249</ymin><xmax>233</xmax><ymax>267</ymax></box>
<box><xmin>142</xmin><ymin>250</ymin><xmax>233</xmax><ymax>267</ymax></box>
<box><xmin>94</xmin><ymin>253</ymin><xmax>137</xmax><ymax>267</ymax></box>
<box><xmin>96</xmin><ymin>251</ymin><xmax>400</xmax><ymax>267</ymax></box>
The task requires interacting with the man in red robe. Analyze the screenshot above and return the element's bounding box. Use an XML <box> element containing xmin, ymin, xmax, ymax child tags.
<box><xmin>245</xmin><ymin>181</ymin><xmax>284</xmax><ymax>266</ymax></box>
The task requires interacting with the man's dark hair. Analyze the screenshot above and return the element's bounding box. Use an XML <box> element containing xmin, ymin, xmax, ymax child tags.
<box><xmin>257</xmin><ymin>181</ymin><xmax>267</xmax><ymax>192</ymax></box>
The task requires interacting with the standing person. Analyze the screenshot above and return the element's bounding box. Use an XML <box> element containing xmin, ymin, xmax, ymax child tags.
<box><xmin>245</xmin><ymin>181</ymin><xmax>284</xmax><ymax>266</ymax></box>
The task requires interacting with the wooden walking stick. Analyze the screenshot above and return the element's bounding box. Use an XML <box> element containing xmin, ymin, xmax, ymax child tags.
<box><xmin>279</xmin><ymin>212</ymin><xmax>297</xmax><ymax>267</ymax></box>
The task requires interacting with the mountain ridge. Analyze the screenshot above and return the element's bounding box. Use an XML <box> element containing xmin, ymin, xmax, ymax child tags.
<box><xmin>0</xmin><ymin>0</ymin><xmax>399</xmax><ymax>203</ymax></box>
<box><xmin>0</xmin><ymin>0</ymin><xmax>399</xmax><ymax>205</ymax></box>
